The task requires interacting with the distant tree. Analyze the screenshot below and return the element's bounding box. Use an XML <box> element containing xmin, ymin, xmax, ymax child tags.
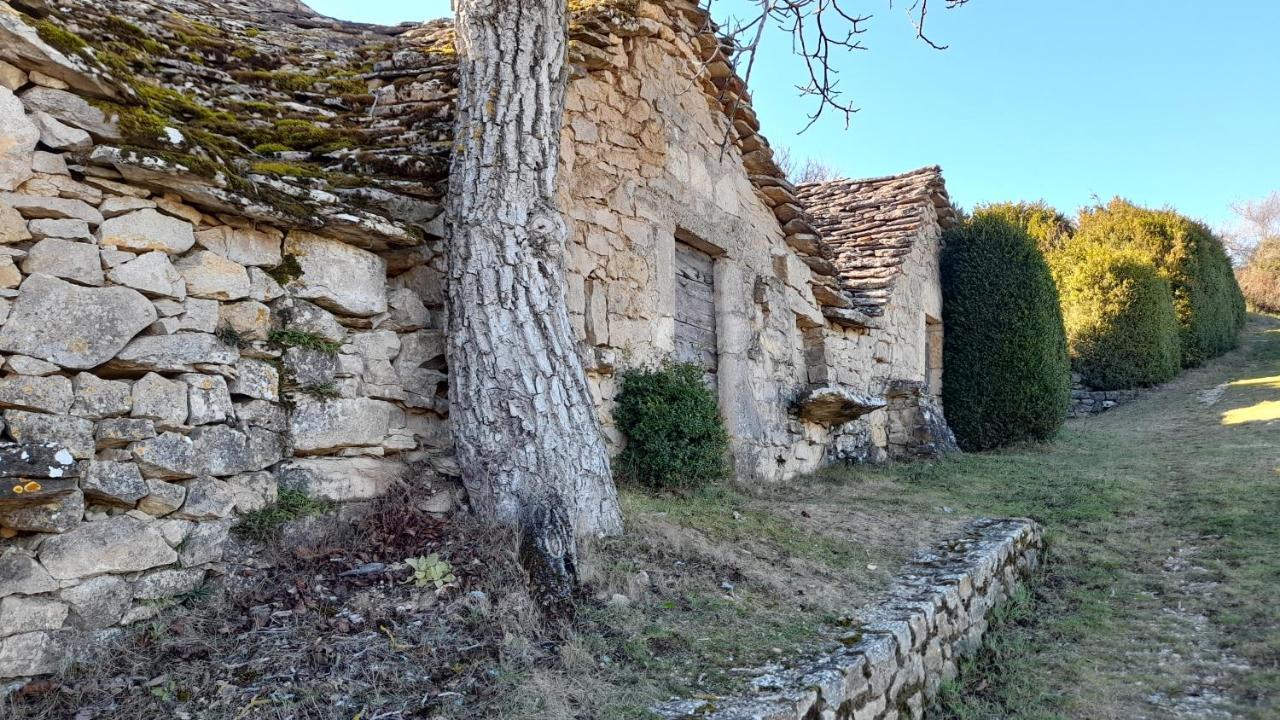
<box><xmin>1221</xmin><ymin>191</ymin><xmax>1280</xmax><ymax>265</ymax></box>
<box><xmin>1226</xmin><ymin>192</ymin><xmax>1280</xmax><ymax>312</ymax></box>
<box><xmin>775</xmin><ymin>146</ymin><xmax>842</xmax><ymax>184</ymax></box>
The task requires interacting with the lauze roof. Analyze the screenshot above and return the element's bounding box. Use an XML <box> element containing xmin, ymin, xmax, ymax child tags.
<box><xmin>798</xmin><ymin>166</ymin><xmax>957</xmax><ymax>316</ymax></box>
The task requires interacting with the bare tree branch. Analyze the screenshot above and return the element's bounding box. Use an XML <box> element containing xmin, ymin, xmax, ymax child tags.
<box><xmin>700</xmin><ymin>0</ymin><xmax>967</xmax><ymax>131</ymax></box>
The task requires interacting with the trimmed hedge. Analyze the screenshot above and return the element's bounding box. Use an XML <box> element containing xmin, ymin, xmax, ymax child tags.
<box><xmin>1238</xmin><ymin>237</ymin><xmax>1280</xmax><ymax>313</ymax></box>
<box><xmin>1075</xmin><ymin>199</ymin><xmax>1246</xmax><ymax>366</ymax></box>
<box><xmin>975</xmin><ymin>201</ymin><xmax>1075</xmax><ymax>254</ymax></box>
<box><xmin>614</xmin><ymin>363</ymin><xmax>728</xmax><ymax>490</ymax></box>
<box><xmin>1053</xmin><ymin>243</ymin><xmax>1181</xmax><ymax>389</ymax></box>
<box><xmin>941</xmin><ymin>212</ymin><xmax>1070</xmax><ymax>451</ymax></box>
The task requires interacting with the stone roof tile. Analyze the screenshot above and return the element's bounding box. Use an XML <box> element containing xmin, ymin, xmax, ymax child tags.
<box><xmin>797</xmin><ymin>166</ymin><xmax>957</xmax><ymax>316</ymax></box>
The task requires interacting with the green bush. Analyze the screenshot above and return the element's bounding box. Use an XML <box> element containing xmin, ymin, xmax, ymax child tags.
<box><xmin>1075</xmin><ymin>199</ymin><xmax>1246</xmax><ymax>366</ymax></box>
<box><xmin>1238</xmin><ymin>237</ymin><xmax>1280</xmax><ymax>313</ymax></box>
<box><xmin>1052</xmin><ymin>244</ymin><xmax>1181</xmax><ymax>389</ymax></box>
<box><xmin>941</xmin><ymin>212</ymin><xmax>1070</xmax><ymax>451</ymax></box>
<box><xmin>614</xmin><ymin>363</ymin><xmax>729</xmax><ymax>490</ymax></box>
<box><xmin>975</xmin><ymin>201</ymin><xmax>1075</xmax><ymax>254</ymax></box>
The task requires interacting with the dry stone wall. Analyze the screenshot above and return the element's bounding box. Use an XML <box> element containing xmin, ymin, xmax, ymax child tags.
<box><xmin>1068</xmin><ymin>373</ymin><xmax>1139</xmax><ymax>418</ymax></box>
<box><xmin>654</xmin><ymin>518</ymin><xmax>1044</xmax><ymax>720</ymax></box>
<box><xmin>0</xmin><ymin>27</ymin><xmax>456</xmax><ymax>675</ymax></box>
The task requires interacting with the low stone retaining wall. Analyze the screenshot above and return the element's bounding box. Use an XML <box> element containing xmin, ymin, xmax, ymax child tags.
<box><xmin>653</xmin><ymin>518</ymin><xmax>1044</xmax><ymax>720</ymax></box>
<box><xmin>1068</xmin><ymin>374</ymin><xmax>1139</xmax><ymax>418</ymax></box>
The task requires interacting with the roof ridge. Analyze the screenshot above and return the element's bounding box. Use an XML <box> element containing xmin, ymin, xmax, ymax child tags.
<box><xmin>797</xmin><ymin>165</ymin><xmax>943</xmax><ymax>192</ymax></box>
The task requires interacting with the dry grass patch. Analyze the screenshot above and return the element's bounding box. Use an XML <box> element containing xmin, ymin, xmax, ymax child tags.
<box><xmin>3</xmin><ymin>479</ymin><xmax>969</xmax><ymax>719</ymax></box>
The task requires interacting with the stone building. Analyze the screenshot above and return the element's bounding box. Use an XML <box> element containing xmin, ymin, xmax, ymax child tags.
<box><xmin>0</xmin><ymin>0</ymin><xmax>955</xmax><ymax>674</ymax></box>
<box><xmin>799</xmin><ymin>168</ymin><xmax>960</xmax><ymax>462</ymax></box>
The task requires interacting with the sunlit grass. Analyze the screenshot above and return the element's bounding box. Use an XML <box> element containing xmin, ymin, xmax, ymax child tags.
<box><xmin>1222</xmin><ymin>400</ymin><xmax>1280</xmax><ymax>425</ymax></box>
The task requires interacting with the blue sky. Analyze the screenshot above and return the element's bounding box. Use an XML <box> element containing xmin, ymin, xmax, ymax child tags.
<box><xmin>308</xmin><ymin>0</ymin><xmax>1280</xmax><ymax>229</ymax></box>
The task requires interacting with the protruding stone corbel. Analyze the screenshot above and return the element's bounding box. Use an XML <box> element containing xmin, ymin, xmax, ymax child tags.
<box><xmin>792</xmin><ymin>384</ymin><xmax>886</xmax><ymax>425</ymax></box>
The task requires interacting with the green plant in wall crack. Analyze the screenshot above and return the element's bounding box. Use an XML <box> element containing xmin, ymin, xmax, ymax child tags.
<box><xmin>614</xmin><ymin>362</ymin><xmax>729</xmax><ymax>491</ymax></box>
<box><xmin>404</xmin><ymin>553</ymin><xmax>456</xmax><ymax>590</ymax></box>
<box><xmin>267</xmin><ymin>329</ymin><xmax>341</xmax><ymax>354</ymax></box>
<box><xmin>215</xmin><ymin>324</ymin><xmax>250</xmax><ymax>349</ymax></box>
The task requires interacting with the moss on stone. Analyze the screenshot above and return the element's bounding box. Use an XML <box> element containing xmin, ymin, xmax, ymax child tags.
<box><xmin>102</xmin><ymin>14</ymin><xmax>148</xmax><ymax>41</ymax></box>
<box><xmin>34</xmin><ymin>19</ymin><xmax>88</xmax><ymax>55</ymax></box>
<box><xmin>266</xmin><ymin>254</ymin><xmax>304</xmax><ymax>286</ymax></box>
<box><xmin>250</xmin><ymin>160</ymin><xmax>324</xmax><ymax>178</ymax></box>
<box><xmin>252</xmin><ymin>142</ymin><xmax>291</xmax><ymax>154</ymax></box>
<box><xmin>265</xmin><ymin>118</ymin><xmax>352</xmax><ymax>151</ymax></box>
<box><xmin>232</xmin><ymin>70</ymin><xmax>319</xmax><ymax>92</ymax></box>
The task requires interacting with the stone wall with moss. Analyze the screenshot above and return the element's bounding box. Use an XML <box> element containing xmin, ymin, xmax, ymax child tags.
<box><xmin>0</xmin><ymin>0</ymin><xmax>458</xmax><ymax>679</ymax></box>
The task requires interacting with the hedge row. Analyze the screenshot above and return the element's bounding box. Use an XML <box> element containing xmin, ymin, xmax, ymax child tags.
<box><xmin>1053</xmin><ymin>242</ymin><xmax>1181</xmax><ymax>389</ymax></box>
<box><xmin>1074</xmin><ymin>199</ymin><xmax>1246</xmax><ymax>367</ymax></box>
<box><xmin>942</xmin><ymin>199</ymin><xmax>1245</xmax><ymax>450</ymax></box>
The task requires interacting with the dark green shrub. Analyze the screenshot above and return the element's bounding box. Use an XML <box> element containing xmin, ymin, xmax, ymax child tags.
<box><xmin>975</xmin><ymin>201</ymin><xmax>1075</xmax><ymax>254</ymax></box>
<box><xmin>1053</xmin><ymin>244</ymin><xmax>1181</xmax><ymax>389</ymax></box>
<box><xmin>614</xmin><ymin>363</ymin><xmax>729</xmax><ymax>490</ymax></box>
<box><xmin>941</xmin><ymin>212</ymin><xmax>1070</xmax><ymax>451</ymax></box>
<box><xmin>1075</xmin><ymin>199</ymin><xmax>1246</xmax><ymax>366</ymax></box>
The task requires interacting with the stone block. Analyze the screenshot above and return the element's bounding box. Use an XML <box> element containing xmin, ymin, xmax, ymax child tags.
<box><xmin>0</xmin><ymin>596</ymin><xmax>68</xmax><ymax>637</ymax></box>
<box><xmin>131</xmin><ymin>568</ymin><xmax>204</xmax><ymax>601</ymax></box>
<box><xmin>0</xmin><ymin>374</ymin><xmax>72</xmax><ymax>414</ymax></box>
<box><xmin>130</xmin><ymin>372</ymin><xmax>187</xmax><ymax>426</ymax></box>
<box><xmin>0</xmin><ymin>548</ymin><xmax>57</xmax><ymax>598</ymax></box>
<box><xmin>172</xmin><ymin>476</ymin><xmax>235</xmax><ymax>520</ymax></box>
<box><xmin>281</xmin><ymin>346</ymin><xmax>338</xmax><ymax>387</ymax></box>
<box><xmin>218</xmin><ymin>300</ymin><xmax>270</xmax><ymax>341</ymax></box>
<box><xmin>4</xmin><ymin>411</ymin><xmax>94</xmax><ymax>459</ymax></box>
<box><xmin>107</xmin><ymin>251</ymin><xmax>187</xmax><ymax>299</ymax></box>
<box><xmin>194</xmin><ymin>225</ymin><xmax>282</xmax><ymax>267</ymax></box>
<box><xmin>178</xmin><ymin>519</ymin><xmax>230</xmax><ymax>567</ymax></box>
<box><xmin>277</xmin><ymin>456</ymin><xmax>405</xmax><ymax>502</ymax></box>
<box><xmin>60</xmin><ymin>575</ymin><xmax>131</xmax><ymax>629</ymax></box>
<box><xmin>21</xmin><ymin>237</ymin><xmax>103</xmax><ymax>286</ymax></box>
<box><xmin>111</xmin><ymin>333</ymin><xmax>238</xmax><ymax>373</ymax></box>
<box><xmin>95</xmin><ymin>418</ymin><xmax>155</xmax><ymax>449</ymax></box>
<box><xmin>67</xmin><ymin>373</ymin><xmax>130</xmax><ymax>421</ymax></box>
<box><xmin>0</xmin><ymin>274</ymin><xmax>156</xmax><ymax>369</ymax></box>
<box><xmin>0</xmin><ymin>630</ymin><xmax>61</xmax><ymax>678</ymax></box>
<box><xmin>137</xmin><ymin>478</ymin><xmax>185</xmax><ymax>517</ymax></box>
<box><xmin>179</xmin><ymin>373</ymin><xmax>233</xmax><ymax>426</ymax></box>
<box><xmin>283</xmin><ymin>231</ymin><xmax>387</xmax><ymax>316</ymax></box>
<box><xmin>175</xmin><ymin>250</ymin><xmax>250</xmax><ymax>300</ymax></box>
<box><xmin>227</xmin><ymin>471</ymin><xmax>277</xmax><ymax>513</ymax></box>
<box><xmin>38</xmin><ymin>515</ymin><xmax>176</xmax><ymax>579</ymax></box>
<box><xmin>98</xmin><ymin>208</ymin><xmax>194</xmax><ymax>254</ymax></box>
<box><xmin>229</xmin><ymin>358</ymin><xmax>279</xmax><ymax>402</ymax></box>
<box><xmin>289</xmin><ymin>397</ymin><xmax>393</xmax><ymax>454</ymax></box>
<box><xmin>81</xmin><ymin>460</ymin><xmax>147</xmax><ymax>507</ymax></box>
<box><xmin>0</xmin><ymin>86</ymin><xmax>37</xmax><ymax>191</ymax></box>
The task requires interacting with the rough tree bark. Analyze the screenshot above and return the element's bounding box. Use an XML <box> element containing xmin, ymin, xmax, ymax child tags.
<box><xmin>446</xmin><ymin>0</ymin><xmax>624</xmax><ymax>596</ymax></box>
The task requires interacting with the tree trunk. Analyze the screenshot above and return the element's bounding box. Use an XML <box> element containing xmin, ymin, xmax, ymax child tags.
<box><xmin>446</xmin><ymin>0</ymin><xmax>624</xmax><ymax>555</ymax></box>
